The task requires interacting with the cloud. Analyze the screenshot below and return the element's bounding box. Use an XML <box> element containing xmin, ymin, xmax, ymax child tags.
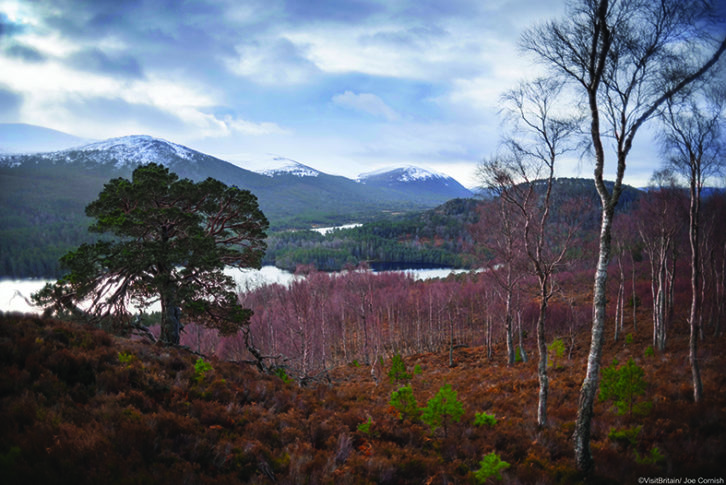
<box><xmin>332</xmin><ymin>91</ymin><xmax>400</xmax><ymax>121</ymax></box>
<box><xmin>281</xmin><ymin>0</ymin><xmax>383</xmax><ymax>23</ymax></box>
<box><xmin>3</xmin><ymin>43</ymin><xmax>46</xmax><ymax>62</ymax></box>
<box><xmin>0</xmin><ymin>85</ymin><xmax>22</xmax><ymax>121</ymax></box>
<box><xmin>66</xmin><ymin>47</ymin><xmax>143</xmax><ymax>79</ymax></box>
<box><xmin>221</xmin><ymin>116</ymin><xmax>289</xmax><ymax>136</ymax></box>
<box><xmin>227</xmin><ymin>37</ymin><xmax>321</xmax><ymax>85</ymax></box>
<box><xmin>0</xmin><ymin>12</ymin><xmax>24</xmax><ymax>38</ymax></box>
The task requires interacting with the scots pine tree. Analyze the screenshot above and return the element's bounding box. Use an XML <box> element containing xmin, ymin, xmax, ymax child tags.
<box><xmin>34</xmin><ymin>163</ymin><xmax>268</xmax><ymax>345</ymax></box>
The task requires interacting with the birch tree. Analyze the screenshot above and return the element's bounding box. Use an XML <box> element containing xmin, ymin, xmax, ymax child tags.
<box><xmin>521</xmin><ymin>0</ymin><xmax>726</xmax><ymax>474</ymax></box>
<box><xmin>660</xmin><ymin>86</ymin><xmax>725</xmax><ymax>401</ymax></box>
<box><xmin>480</xmin><ymin>77</ymin><xmax>580</xmax><ymax>427</ymax></box>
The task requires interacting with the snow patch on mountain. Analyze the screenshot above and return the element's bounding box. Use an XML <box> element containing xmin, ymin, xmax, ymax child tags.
<box><xmin>74</xmin><ymin>135</ymin><xmax>197</xmax><ymax>168</ymax></box>
<box><xmin>0</xmin><ymin>134</ymin><xmax>204</xmax><ymax>170</ymax></box>
<box><xmin>244</xmin><ymin>156</ymin><xmax>320</xmax><ymax>178</ymax></box>
<box><xmin>357</xmin><ymin>165</ymin><xmax>449</xmax><ymax>183</ymax></box>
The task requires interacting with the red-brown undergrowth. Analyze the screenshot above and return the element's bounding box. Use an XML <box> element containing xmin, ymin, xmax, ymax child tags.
<box><xmin>0</xmin><ymin>313</ymin><xmax>724</xmax><ymax>484</ymax></box>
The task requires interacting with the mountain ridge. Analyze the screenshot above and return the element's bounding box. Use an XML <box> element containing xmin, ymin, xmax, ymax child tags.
<box><xmin>0</xmin><ymin>133</ymin><xmax>473</xmax><ymax>278</ymax></box>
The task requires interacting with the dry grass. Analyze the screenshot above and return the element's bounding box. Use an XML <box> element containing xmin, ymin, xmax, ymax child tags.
<box><xmin>0</xmin><ymin>312</ymin><xmax>724</xmax><ymax>484</ymax></box>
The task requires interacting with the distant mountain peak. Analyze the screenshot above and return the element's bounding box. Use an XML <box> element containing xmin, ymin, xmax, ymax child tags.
<box><xmin>74</xmin><ymin>135</ymin><xmax>198</xmax><ymax>168</ymax></box>
<box><xmin>357</xmin><ymin>165</ymin><xmax>449</xmax><ymax>183</ymax></box>
<box><xmin>256</xmin><ymin>157</ymin><xmax>320</xmax><ymax>178</ymax></box>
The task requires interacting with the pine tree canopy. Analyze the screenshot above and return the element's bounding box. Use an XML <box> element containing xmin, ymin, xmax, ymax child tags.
<box><xmin>34</xmin><ymin>163</ymin><xmax>269</xmax><ymax>344</ymax></box>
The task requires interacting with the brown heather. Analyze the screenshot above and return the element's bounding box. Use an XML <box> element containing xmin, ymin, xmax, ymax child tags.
<box><xmin>0</xmin><ymin>308</ymin><xmax>724</xmax><ymax>484</ymax></box>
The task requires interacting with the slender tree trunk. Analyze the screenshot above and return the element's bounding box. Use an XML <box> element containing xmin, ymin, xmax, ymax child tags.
<box><xmin>716</xmin><ymin>244</ymin><xmax>726</xmax><ymax>337</ymax></box>
<box><xmin>688</xmin><ymin>175</ymin><xmax>703</xmax><ymax>402</ymax></box>
<box><xmin>631</xmin><ymin>252</ymin><xmax>637</xmax><ymax>332</ymax></box>
<box><xmin>667</xmin><ymin>245</ymin><xmax>676</xmax><ymax>335</ymax></box>
<box><xmin>614</xmin><ymin>255</ymin><xmax>624</xmax><ymax>342</ymax></box>
<box><xmin>518</xmin><ymin>310</ymin><xmax>528</xmax><ymax>363</ymax></box>
<box><xmin>486</xmin><ymin>314</ymin><xmax>493</xmax><ymax>361</ymax></box>
<box><xmin>656</xmin><ymin>249</ymin><xmax>668</xmax><ymax>351</ymax></box>
<box><xmin>505</xmin><ymin>281</ymin><xmax>515</xmax><ymax>365</ymax></box>
<box><xmin>536</xmin><ymin>278</ymin><xmax>549</xmax><ymax>428</ymax></box>
<box><xmin>574</xmin><ymin>203</ymin><xmax>614</xmax><ymax>474</ymax></box>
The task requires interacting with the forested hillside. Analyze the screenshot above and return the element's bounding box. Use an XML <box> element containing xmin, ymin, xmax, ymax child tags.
<box><xmin>264</xmin><ymin>198</ymin><xmax>481</xmax><ymax>271</ymax></box>
<box><xmin>263</xmin><ymin>178</ymin><xmax>642</xmax><ymax>272</ymax></box>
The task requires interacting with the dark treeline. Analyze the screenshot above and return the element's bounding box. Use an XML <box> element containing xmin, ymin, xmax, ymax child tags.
<box><xmin>262</xmin><ymin>179</ymin><xmax>642</xmax><ymax>272</ymax></box>
<box><xmin>262</xmin><ymin>198</ymin><xmax>481</xmax><ymax>271</ymax></box>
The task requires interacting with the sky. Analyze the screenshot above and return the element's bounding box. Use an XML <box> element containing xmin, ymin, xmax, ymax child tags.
<box><xmin>0</xmin><ymin>0</ymin><xmax>694</xmax><ymax>188</ymax></box>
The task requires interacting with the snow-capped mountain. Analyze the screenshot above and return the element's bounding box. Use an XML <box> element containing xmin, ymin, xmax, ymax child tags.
<box><xmin>1</xmin><ymin>131</ymin><xmax>475</xmax><ymax>277</ymax></box>
<box><xmin>73</xmin><ymin>135</ymin><xmax>198</xmax><ymax>168</ymax></box>
<box><xmin>357</xmin><ymin>166</ymin><xmax>472</xmax><ymax>199</ymax></box>
<box><xmin>0</xmin><ymin>134</ymin><xmax>209</xmax><ymax>170</ymax></box>
<box><xmin>256</xmin><ymin>157</ymin><xmax>320</xmax><ymax>178</ymax></box>
<box><xmin>358</xmin><ymin>165</ymin><xmax>450</xmax><ymax>183</ymax></box>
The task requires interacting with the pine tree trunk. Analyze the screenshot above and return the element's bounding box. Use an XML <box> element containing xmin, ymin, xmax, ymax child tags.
<box><xmin>160</xmin><ymin>287</ymin><xmax>181</xmax><ymax>345</ymax></box>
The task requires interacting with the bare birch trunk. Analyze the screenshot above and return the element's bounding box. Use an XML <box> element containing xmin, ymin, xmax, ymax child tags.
<box><xmin>688</xmin><ymin>174</ymin><xmax>703</xmax><ymax>402</ymax></box>
<box><xmin>536</xmin><ymin>279</ymin><xmax>549</xmax><ymax>427</ymax></box>
<box><xmin>574</xmin><ymin>203</ymin><xmax>614</xmax><ymax>473</ymax></box>
<box><xmin>518</xmin><ymin>311</ymin><xmax>528</xmax><ymax>363</ymax></box>
<box><xmin>631</xmin><ymin>253</ymin><xmax>637</xmax><ymax>332</ymax></box>
<box><xmin>505</xmin><ymin>278</ymin><xmax>515</xmax><ymax>365</ymax></box>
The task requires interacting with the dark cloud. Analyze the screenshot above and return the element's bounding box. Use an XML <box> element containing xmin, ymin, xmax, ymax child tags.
<box><xmin>0</xmin><ymin>13</ymin><xmax>24</xmax><ymax>38</ymax></box>
<box><xmin>26</xmin><ymin>0</ymin><xmax>240</xmax><ymax>83</ymax></box>
<box><xmin>66</xmin><ymin>48</ymin><xmax>144</xmax><ymax>79</ymax></box>
<box><xmin>361</xmin><ymin>25</ymin><xmax>449</xmax><ymax>48</ymax></box>
<box><xmin>281</xmin><ymin>0</ymin><xmax>383</xmax><ymax>23</ymax></box>
<box><xmin>0</xmin><ymin>86</ymin><xmax>23</xmax><ymax>121</ymax></box>
<box><xmin>4</xmin><ymin>43</ymin><xmax>47</xmax><ymax>62</ymax></box>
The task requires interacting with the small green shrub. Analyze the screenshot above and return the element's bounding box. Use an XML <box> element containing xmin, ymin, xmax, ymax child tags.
<box><xmin>625</xmin><ymin>333</ymin><xmax>634</xmax><ymax>345</ymax></box>
<box><xmin>357</xmin><ymin>417</ymin><xmax>373</xmax><ymax>435</ymax></box>
<box><xmin>420</xmin><ymin>383</ymin><xmax>464</xmax><ymax>436</ymax></box>
<box><xmin>193</xmin><ymin>357</ymin><xmax>213</xmax><ymax>383</ymax></box>
<box><xmin>390</xmin><ymin>385</ymin><xmax>419</xmax><ymax>421</ymax></box>
<box><xmin>644</xmin><ymin>345</ymin><xmax>655</xmax><ymax>358</ymax></box>
<box><xmin>609</xmin><ymin>426</ymin><xmax>665</xmax><ymax>465</ymax></box>
<box><xmin>413</xmin><ymin>364</ymin><xmax>423</xmax><ymax>375</ymax></box>
<box><xmin>608</xmin><ymin>425</ymin><xmax>642</xmax><ymax>448</ymax></box>
<box><xmin>118</xmin><ymin>351</ymin><xmax>136</xmax><ymax>366</ymax></box>
<box><xmin>474</xmin><ymin>412</ymin><xmax>497</xmax><ymax>428</ymax></box>
<box><xmin>635</xmin><ymin>446</ymin><xmax>665</xmax><ymax>465</ymax></box>
<box><xmin>547</xmin><ymin>338</ymin><xmax>565</xmax><ymax>369</ymax></box>
<box><xmin>388</xmin><ymin>353</ymin><xmax>412</xmax><ymax>384</ymax></box>
<box><xmin>273</xmin><ymin>367</ymin><xmax>293</xmax><ymax>384</ymax></box>
<box><xmin>599</xmin><ymin>357</ymin><xmax>652</xmax><ymax>416</ymax></box>
<box><xmin>474</xmin><ymin>452</ymin><xmax>510</xmax><ymax>483</ymax></box>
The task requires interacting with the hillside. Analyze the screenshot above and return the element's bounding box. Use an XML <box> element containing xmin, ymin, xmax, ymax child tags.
<box><xmin>262</xmin><ymin>178</ymin><xmax>643</xmax><ymax>272</ymax></box>
<box><xmin>1</xmin><ymin>311</ymin><xmax>724</xmax><ymax>484</ymax></box>
<box><xmin>0</xmin><ymin>135</ymin><xmax>471</xmax><ymax>278</ymax></box>
<box><xmin>264</xmin><ymin>198</ymin><xmax>481</xmax><ymax>271</ymax></box>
